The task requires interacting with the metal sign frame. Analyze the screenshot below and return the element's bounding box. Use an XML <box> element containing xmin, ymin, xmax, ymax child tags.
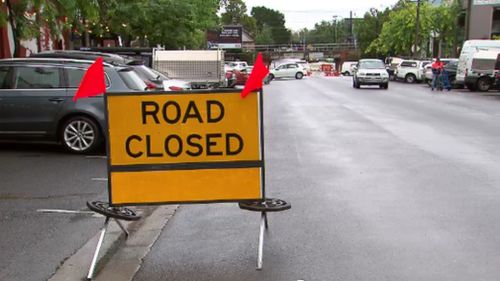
<box><xmin>104</xmin><ymin>89</ymin><xmax>265</xmax><ymax>207</ymax></box>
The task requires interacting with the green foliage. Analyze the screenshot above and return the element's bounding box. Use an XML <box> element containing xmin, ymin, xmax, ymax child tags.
<box><xmin>354</xmin><ymin>8</ymin><xmax>390</xmax><ymax>57</ymax></box>
<box><xmin>220</xmin><ymin>0</ymin><xmax>256</xmax><ymax>36</ymax></box>
<box><xmin>255</xmin><ymin>24</ymin><xmax>274</xmax><ymax>45</ymax></box>
<box><xmin>362</xmin><ymin>0</ymin><xmax>464</xmax><ymax>58</ymax></box>
<box><xmin>251</xmin><ymin>6</ymin><xmax>291</xmax><ymax>44</ymax></box>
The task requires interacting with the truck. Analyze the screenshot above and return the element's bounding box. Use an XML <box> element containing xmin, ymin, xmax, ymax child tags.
<box><xmin>152</xmin><ymin>49</ymin><xmax>227</xmax><ymax>89</ymax></box>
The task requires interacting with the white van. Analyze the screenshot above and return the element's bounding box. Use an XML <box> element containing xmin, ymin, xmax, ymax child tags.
<box><xmin>341</xmin><ymin>61</ymin><xmax>358</xmax><ymax>76</ymax></box>
<box><xmin>456</xmin><ymin>40</ymin><xmax>500</xmax><ymax>89</ymax></box>
<box><xmin>464</xmin><ymin>50</ymin><xmax>500</xmax><ymax>91</ymax></box>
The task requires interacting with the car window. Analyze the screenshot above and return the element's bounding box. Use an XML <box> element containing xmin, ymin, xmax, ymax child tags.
<box><xmin>359</xmin><ymin>60</ymin><xmax>385</xmax><ymax>69</ymax></box>
<box><xmin>0</xmin><ymin>66</ymin><xmax>12</xmax><ymax>89</ymax></box>
<box><xmin>66</xmin><ymin>67</ymin><xmax>110</xmax><ymax>88</ymax></box>
<box><xmin>401</xmin><ymin>61</ymin><xmax>417</xmax><ymax>67</ymax></box>
<box><xmin>277</xmin><ymin>65</ymin><xmax>286</xmax><ymax>70</ymax></box>
<box><xmin>287</xmin><ymin>64</ymin><xmax>298</xmax><ymax>69</ymax></box>
<box><xmin>134</xmin><ymin>65</ymin><xmax>159</xmax><ymax>80</ymax></box>
<box><xmin>14</xmin><ymin>66</ymin><xmax>62</xmax><ymax>89</ymax></box>
<box><xmin>118</xmin><ymin>69</ymin><xmax>147</xmax><ymax>91</ymax></box>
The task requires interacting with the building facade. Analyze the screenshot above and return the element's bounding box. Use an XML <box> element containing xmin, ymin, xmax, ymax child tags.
<box><xmin>465</xmin><ymin>0</ymin><xmax>500</xmax><ymax>39</ymax></box>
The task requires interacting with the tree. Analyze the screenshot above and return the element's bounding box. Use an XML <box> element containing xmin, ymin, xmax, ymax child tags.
<box><xmin>354</xmin><ymin>8</ymin><xmax>390</xmax><ymax>57</ymax></box>
<box><xmin>255</xmin><ymin>24</ymin><xmax>274</xmax><ymax>45</ymax></box>
<box><xmin>367</xmin><ymin>1</ymin><xmax>433</xmax><ymax>57</ymax></box>
<box><xmin>428</xmin><ymin>0</ymin><xmax>463</xmax><ymax>57</ymax></box>
<box><xmin>251</xmin><ymin>6</ymin><xmax>291</xmax><ymax>44</ymax></box>
<box><xmin>220</xmin><ymin>0</ymin><xmax>256</xmax><ymax>36</ymax></box>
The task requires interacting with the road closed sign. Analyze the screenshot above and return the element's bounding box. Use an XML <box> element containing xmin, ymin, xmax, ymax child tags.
<box><xmin>105</xmin><ymin>90</ymin><xmax>263</xmax><ymax>205</ymax></box>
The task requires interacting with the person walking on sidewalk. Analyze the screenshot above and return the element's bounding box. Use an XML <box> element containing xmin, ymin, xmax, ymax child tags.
<box><xmin>431</xmin><ymin>58</ymin><xmax>444</xmax><ymax>91</ymax></box>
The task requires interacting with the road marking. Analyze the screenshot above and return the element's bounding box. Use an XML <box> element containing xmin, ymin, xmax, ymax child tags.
<box><xmin>37</xmin><ymin>209</ymin><xmax>103</xmax><ymax>217</ymax></box>
<box><xmin>85</xmin><ymin>155</ymin><xmax>107</xmax><ymax>159</ymax></box>
<box><xmin>91</xmin><ymin>178</ymin><xmax>108</xmax><ymax>181</ymax></box>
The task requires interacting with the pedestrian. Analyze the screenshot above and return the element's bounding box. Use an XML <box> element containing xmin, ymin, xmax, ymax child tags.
<box><xmin>441</xmin><ymin>67</ymin><xmax>452</xmax><ymax>91</ymax></box>
<box><xmin>431</xmin><ymin>58</ymin><xmax>444</xmax><ymax>91</ymax></box>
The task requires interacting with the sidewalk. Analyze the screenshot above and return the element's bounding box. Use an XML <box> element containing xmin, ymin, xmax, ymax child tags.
<box><xmin>48</xmin><ymin>205</ymin><xmax>177</xmax><ymax>281</ymax></box>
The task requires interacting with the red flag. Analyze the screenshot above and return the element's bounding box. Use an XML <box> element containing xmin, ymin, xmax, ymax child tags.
<box><xmin>73</xmin><ymin>57</ymin><xmax>106</xmax><ymax>102</ymax></box>
<box><xmin>241</xmin><ymin>52</ymin><xmax>269</xmax><ymax>98</ymax></box>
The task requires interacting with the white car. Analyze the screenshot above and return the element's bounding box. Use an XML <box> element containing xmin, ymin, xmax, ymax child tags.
<box><xmin>395</xmin><ymin>60</ymin><xmax>430</xmax><ymax>83</ymax></box>
<box><xmin>353</xmin><ymin>59</ymin><xmax>390</xmax><ymax>89</ymax></box>
<box><xmin>341</xmin><ymin>61</ymin><xmax>358</xmax><ymax>76</ymax></box>
<box><xmin>151</xmin><ymin>69</ymin><xmax>191</xmax><ymax>91</ymax></box>
<box><xmin>268</xmin><ymin>63</ymin><xmax>306</xmax><ymax>80</ymax></box>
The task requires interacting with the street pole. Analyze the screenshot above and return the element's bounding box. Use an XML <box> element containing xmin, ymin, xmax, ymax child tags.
<box><xmin>332</xmin><ymin>15</ymin><xmax>338</xmax><ymax>45</ymax></box>
<box><xmin>465</xmin><ymin>0</ymin><xmax>472</xmax><ymax>40</ymax></box>
<box><xmin>414</xmin><ymin>0</ymin><xmax>420</xmax><ymax>58</ymax></box>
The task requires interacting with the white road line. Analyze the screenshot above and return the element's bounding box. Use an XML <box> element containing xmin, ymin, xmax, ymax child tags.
<box><xmin>85</xmin><ymin>155</ymin><xmax>107</xmax><ymax>159</ymax></box>
<box><xmin>91</xmin><ymin>178</ymin><xmax>108</xmax><ymax>181</ymax></box>
<box><xmin>37</xmin><ymin>209</ymin><xmax>103</xmax><ymax>217</ymax></box>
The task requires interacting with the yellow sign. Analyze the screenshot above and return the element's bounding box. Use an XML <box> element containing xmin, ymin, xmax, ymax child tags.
<box><xmin>106</xmin><ymin>91</ymin><xmax>263</xmax><ymax>205</ymax></box>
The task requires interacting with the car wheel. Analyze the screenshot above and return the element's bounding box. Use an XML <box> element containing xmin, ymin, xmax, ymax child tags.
<box><xmin>268</xmin><ymin>74</ymin><xmax>275</xmax><ymax>81</ymax></box>
<box><xmin>60</xmin><ymin>116</ymin><xmax>102</xmax><ymax>154</ymax></box>
<box><xmin>466</xmin><ymin>82</ymin><xmax>477</xmax><ymax>92</ymax></box>
<box><xmin>379</xmin><ymin>83</ymin><xmax>388</xmax><ymax>89</ymax></box>
<box><xmin>426</xmin><ymin>79</ymin><xmax>432</xmax><ymax>87</ymax></box>
<box><xmin>405</xmin><ymin>74</ymin><xmax>417</xmax><ymax>83</ymax></box>
<box><xmin>477</xmin><ymin>76</ymin><xmax>491</xmax><ymax>92</ymax></box>
<box><xmin>295</xmin><ymin>72</ymin><xmax>304</xmax><ymax>79</ymax></box>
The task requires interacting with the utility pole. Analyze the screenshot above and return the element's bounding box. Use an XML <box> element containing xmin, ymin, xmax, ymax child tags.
<box><xmin>414</xmin><ymin>0</ymin><xmax>421</xmax><ymax>58</ymax></box>
<box><xmin>465</xmin><ymin>0</ymin><xmax>472</xmax><ymax>40</ymax></box>
<box><xmin>332</xmin><ymin>16</ymin><xmax>338</xmax><ymax>44</ymax></box>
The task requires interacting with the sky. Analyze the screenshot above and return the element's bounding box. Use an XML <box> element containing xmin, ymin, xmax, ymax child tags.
<box><xmin>243</xmin><ymin>0</ymin><xmax>400</xmax><ymax>31</ymax></box>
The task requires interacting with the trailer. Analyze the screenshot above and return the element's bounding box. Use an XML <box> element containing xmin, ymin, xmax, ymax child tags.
<box><xmin>152</xmin><ymin>49</ymin><xmax>226</xmax><ymax>89</ymax></box>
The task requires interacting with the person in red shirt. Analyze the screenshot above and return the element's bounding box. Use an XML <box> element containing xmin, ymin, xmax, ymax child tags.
<box><xmin>431</xmin><ymin>58</ymin><xmax>445</xmax><ymax>91</ymax></box>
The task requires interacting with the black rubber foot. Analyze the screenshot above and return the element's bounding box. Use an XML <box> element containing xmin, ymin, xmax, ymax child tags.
<box><xmin>239</xmin><ymin>198</ymin><xmax>291</xmax><ymax>212</ymax></box>
<box><xmin>87</xmin><ymin>201</ymin><xmax>141</xmax><ymax>221</ymax></box>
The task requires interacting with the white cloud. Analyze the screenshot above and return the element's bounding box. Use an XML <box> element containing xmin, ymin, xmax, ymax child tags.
<box><xmin>243</xmin><ymin>0</ymin><xmax>399</xmax><ymax>31</ymax></box>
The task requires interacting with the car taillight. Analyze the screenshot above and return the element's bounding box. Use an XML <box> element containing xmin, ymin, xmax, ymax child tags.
<box><xmin>169</xmin><ymin>86</ymin><xmax>184</xmax><ymax>91</ymax></box>
<box><xmin>145</xmin><ymin>81</ymin><xmax>157</xmax><ymax>90</ymax></box>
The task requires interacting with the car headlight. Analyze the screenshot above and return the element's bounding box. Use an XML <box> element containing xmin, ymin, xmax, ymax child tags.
<box><xmin>381</xmin><ymin>73</ymin><xmax>389</xmax><ymax>78</ymax></box>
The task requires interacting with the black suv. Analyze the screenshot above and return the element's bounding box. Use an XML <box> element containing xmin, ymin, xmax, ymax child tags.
<box><xmin>0</xmin><ymin>58</ymin><xmax>147</xmax><ymax>153</ymax></box>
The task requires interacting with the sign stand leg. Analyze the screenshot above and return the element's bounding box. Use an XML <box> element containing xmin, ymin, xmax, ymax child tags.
<box><xmin>85</xmin><ymin>201</ymin><xmax>141</xmax><ymax>280</ymax></box>
<box><xmin>240</xmin><ymin>198</ymin><xmax>291</xmax><ymax>270</ymax></box>
<box><xmin>257</xmin><ymin>212</ymin><xmax>267</xmax><ymax>270</ymax></box>
<box><xmin>86</xmin><ymin>217</ymin><xmax>110</xmax><ymax>281</ymax></box>
<box><xmin>114</xmin><ymin>218</ymin><xmax>129</xmax><ymax>237</ymax></box>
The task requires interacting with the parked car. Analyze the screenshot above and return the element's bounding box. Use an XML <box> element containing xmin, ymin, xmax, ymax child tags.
<box><xmin>31</xmin><ymin>50</ymin><xmax>191</xmax><ymax>91</ymax></box>
<box><xmin>228</xmin><ymin>61</ymin><xmax>249</xmax><ymax>71</ymax></box>
<box><xmin>395</xmin><ymin>60</ymin><xmax>430</xmax><ymax>83</ymax></box>
<box><xmin>352</xmin><ymin>59</ymin><xmax>389</xmax><ymax>89</ymax></box>
<box><xmin>464</xmin><ymin>50</ymin><xmax>499</xmax><ymax>92</ymax></box>
<box><xmin>341</xmin><ymin>61</ymin><xmax>358</xmax><ymax>76</ymax></box>
<box><xmin>423</xmin><ymin>59</ymin><xmax>458</xmax><ymax>85</ymax></box>
<box><xmin>226</xmin><ymin>69</ymin><xmax>249</xmax><ymax>86</ymax></box>
<box><xmin>268</xmin><ymin>63</ymin><xmax>305</xmax><ymax>80</ymax></box>
<box><xmin>0</xmin><ymin>58</ymin><xmax>147</xmax><ymax>153</ymax></box>
<box><xmin>457</xmin><ymin>40</ymin><xmax>500</xmax><ymax>88</ymax></box>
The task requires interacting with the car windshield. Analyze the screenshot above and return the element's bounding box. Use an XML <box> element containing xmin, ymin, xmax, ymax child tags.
<box><xmin>359</xmin><ymin>61</ymin><xmax>385</xmax><ymax>69</ymax></box>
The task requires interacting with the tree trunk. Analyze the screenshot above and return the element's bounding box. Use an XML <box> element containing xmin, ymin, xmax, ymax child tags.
<box><xmin>5</xmin><ymin>0</ymin><xmax>20</xmax><ymax>57</ymax></box>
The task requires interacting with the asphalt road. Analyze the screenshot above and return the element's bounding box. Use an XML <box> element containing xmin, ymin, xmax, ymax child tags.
<box><xmin>0</xmin><ymin>144</ymin><xmax>108</xmax><ymax>281</ymax></box>
<box><xmin>132</xmin><ymin>76</ymin><xmax>500</xmax><ymax>281</ymax></box>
